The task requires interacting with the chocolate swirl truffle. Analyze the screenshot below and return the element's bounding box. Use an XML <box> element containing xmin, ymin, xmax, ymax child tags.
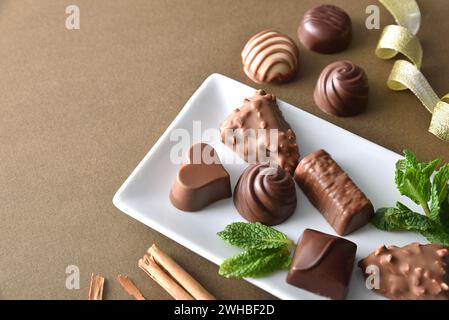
<box><xmin>241</xmin><ymin>30</ymin><xmax>299</xmax><ymax>84</ymax></box>
<box><xmin>314</xmin><ymin>60</ymin><xmax>369</xmax><ymax>117</ymax></box>
<box><xmin>234</xmin><ymin>163</ymin><xmax>297</xmax><ymax>226</ymax></box>
<box><xmin>298</xmin><ymin>5</ymin><xmax>352</xmax><ymax>54</ymax></box>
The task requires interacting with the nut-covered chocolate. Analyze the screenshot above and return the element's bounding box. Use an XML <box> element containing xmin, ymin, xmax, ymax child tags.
<box><xmin>298</xmin><ymin>4</ymin><xmax>352</xmax><ymax>54</ymax></box>
<box><xmin>287</xmin><ymin>229</ymin><xmax>357</xmax><ymax>300</ymax></box>
<box><xmin>220</xmin><ymin>90</ymin><xmax>300</xmax><ymax>175</ymax></box>
<box><xmin>314</xmin><ymin>60</ymin><xmax>369</xmax><ymax>117</ymax></box>
<box><xmin>241</xmin><ymin>30</ymin><xmax>299</xmax><ymax>84</ymax></box>
<box><xmin>294</xmin><ymin>150</ymin><xmax>374</xmax><ymax>235</ymax></box>
<box><xmin>233</xmin><ymin>163</ymin><xmax>297</xmax><ymax>226</ymax></box>
<box><xmin>359</xmin><ymin>243</ymin><xmax>449</xmax><ymax>300</ymax></box>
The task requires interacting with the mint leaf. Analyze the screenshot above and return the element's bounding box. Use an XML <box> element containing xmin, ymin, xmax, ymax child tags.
<box><xmin>439</xmin><ymin>197</ymin><xmax>449</xmax><ymax>230</ymax></box>
<box><xmin>217</xmin><ymin>222</ymin><xmax>295</xmax><ymax>279</ymax></box>
<box><xmin>373</xmin><ymin>203</ymin><xmax>449</xmax><ymax>246</ymax></box>
<box><xmin>218</xmin><ymin>248</ymin><xmax>292</xmax><ymax>278</ymax></box>
<box><xmin>394</xmin><ymin>150</ymin><xmax>439</xmax><ymax>215</ymax></box>
<box><xmin>430</xmin><ymin>163</ymin><xmax>449</xmax><ymax>226</ymax></box>
<box><xmin>422</xmin><ymin>228</ymin><xmax>449</xmax><ymax>247</ymax></box>
<box><xmin>398</xmin><ymin>150</ymin><xmax>439</xmax><ymax>175</ymax></box>
<box><xmin>388</xmin><ymin>202</ymin><xmax>432</xmax><ymax>233</ymax></box>
<box><xmin>217</xmin><ymin>222</ymin><xmax>294</xmax><ymax>250</ymax></box>
<box><xmin>372</xmin><ymin>203</ymin><xmax>432</xmax><ymax>233</ymax></box>
<box><xmin>372</xmin><ymin>207</ymin><xmax>396</xmax><ymax>231</ymax></box>
<box><xmin>375</xmin><ymin>150</ymin><xmax>449</xmax><ymax>247</ymax></box>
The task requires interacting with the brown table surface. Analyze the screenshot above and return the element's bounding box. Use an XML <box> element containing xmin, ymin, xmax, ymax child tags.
<box><xmin>1</xmin><ymin>0</ymin><xmax>448</xmax><ymax>299</ymax></box>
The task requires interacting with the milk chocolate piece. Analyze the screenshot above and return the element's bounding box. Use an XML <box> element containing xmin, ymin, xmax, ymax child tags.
<box><xmin>287</xmin><ymin>229</ymin><xmax>357</xmax><ymax>300</ymax></box>
<box><xmin>294</xmin><ymin>150</ymin><xmax>374</xmax><ymax>235</ymax></box>
<box><xmin>234</xmin><ymin>163</ymin><xmax>297</xmax><ymax>226</ymax></box>
<box><xmin>314</xmin><ymin>61</ymin><xmax>369</xmax><ymax>117</ymax></box>
<box><xmin>359</xmin><ymin>243</ymin><xmax>449</xmax><ymax>300</ymax></box>
<box><xmin>298</xmin><ymin>5</ymin><xmax>352</xmax><ymax>54</ymax></box>
<box><xmin>241</xmin><ymin>30</ymin><xmax>299</xmax><ymax>84</ymax></box>
<box><xmin>169</xmin><ymin>143</ymin><xmax>232</xmax><ymax>211</ymax></box>
<box><xmin>220</xmin><ymin>90</ymin><xmax>300</xmax><ymax>175</ymax></box>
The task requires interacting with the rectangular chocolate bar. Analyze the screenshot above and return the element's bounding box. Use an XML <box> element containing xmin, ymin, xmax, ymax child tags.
<box><xmin>286</xmin><ymin>229</ymin><xmax>357</xmax><ymax>300</ymax></box>
<box><xmin>294</xmin><ymin>149</ymin><xmax>374</xmax><ymax>236</ymax></box>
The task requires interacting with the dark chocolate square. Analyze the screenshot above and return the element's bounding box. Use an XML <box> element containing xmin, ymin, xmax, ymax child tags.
<box><xmin>286</xmin><ymin>229</ymin><xmax>357</xmax><ymax>300</ymax></box>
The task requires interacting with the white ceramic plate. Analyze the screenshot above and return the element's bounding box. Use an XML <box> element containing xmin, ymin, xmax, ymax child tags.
<box><xmin>113</xmin><ymin>73</ymin><xmax>425</xmax><ymax>300</ymax></box>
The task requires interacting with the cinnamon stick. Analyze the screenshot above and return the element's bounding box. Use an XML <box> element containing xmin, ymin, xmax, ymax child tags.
<box><xmin>88</xmin><ymin>273</ymin><xmax>104</xmax><ymax>300</ymax></box>
<box><xmin>148</xmin><ymin>244</ymin><xmax>216</xmax><ymax>300</ymax></box>
<box><xmin>139</xmin><ymin>255</ymin><xmax>194</xmax><ymax>300</ymax></box>
<box><xmin>117</xmin><ymin>275</ymin><xmax>145</xmax><ymax>300</ymax></box>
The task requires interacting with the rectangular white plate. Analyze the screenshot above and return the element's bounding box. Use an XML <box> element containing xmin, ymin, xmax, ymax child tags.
<box><xmin>113</xmin><ymin>73</ymin><xmax>425</xmax><ymax>300</ymax></box>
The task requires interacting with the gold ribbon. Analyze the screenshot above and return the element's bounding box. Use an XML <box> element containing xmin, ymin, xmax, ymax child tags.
<box><xmin>376</xmin><ymin>25</ymin><xmax>422</xmax><ymax>67</ymax></box>
<box><xmin>376</xmin><ymin>0</ymin><xmax>449</xmax><ymax>141</ymax></box>
<box><xmin>379</xmin><ymin>0</ymin><xmax>421</xmax><ymax>34</ymax></box>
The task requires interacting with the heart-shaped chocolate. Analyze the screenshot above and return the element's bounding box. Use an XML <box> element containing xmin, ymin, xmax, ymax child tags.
<box><xmin>169</xmin><ymin>143</ymin><xmax>232</xmax><ymax>212</ymax></box>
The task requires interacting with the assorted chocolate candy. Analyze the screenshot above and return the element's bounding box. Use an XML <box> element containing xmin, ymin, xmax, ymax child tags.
<box><xmin>166</xmin><ymin>3</ymin><xmax>448</xmax><ymax>301</ymax></box>
<box><xmin>169</xmin><ymin>143</ymin><xmax>231</xmax><ymax>211</ymax></box>
<box><xmin>295</xmin><ymin>149</ymin><xmax>374</xmax><ymax>236</ymax></box>
<box><xmin>287</xmin><ymin>229</ymin><xmax>357</xmax><ymax>300</ymax></box>
<box><xmin>168</xmin><ymin>94</ymin><xmax>448</xmax><ymax>300</ymax></box>
<box><xmin>233</xmin><ymin>163</ymin><xmax>297</xmax><ymax>226</ymax></box>
<box><xmin>241</xmin><ymin>30</ymin><xmax>299</xmax><ymax>84</ymax></box>
<box><xmin>359</xmin><ymin>243</ymin><xmax>449</xmax><ymax>300</ymax></box>
<box><xmin>314</xmin><ymin>61</ymin><xmax>369</xmax><ymax>117</ymax></box>
<box><xmin>219</xmin><ymin>90</ymin><xmax>300</xmax><ymax>175</ymax></box>
<box><xmin>298</xmin><ymin>4</ymin><xmax>352</xmax><ymax>54</ymax></box>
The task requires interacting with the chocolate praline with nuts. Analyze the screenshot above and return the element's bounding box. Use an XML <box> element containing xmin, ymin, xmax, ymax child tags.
<box><xmin>219</xmin><ymin>89</ymin><xmax>300</xmax><ymax>175</ymax></box>
<box><xmin>359</xmin><ymin>243</ymin><xmax>449</xmax><ymax>300</ymax></box>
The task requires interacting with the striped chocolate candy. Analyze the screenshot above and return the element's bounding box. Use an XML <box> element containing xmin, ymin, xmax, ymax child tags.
<box><xmin>241</xmin><ymin>30</ymin><xmax>299</xmax><ymax>84</ymax></box>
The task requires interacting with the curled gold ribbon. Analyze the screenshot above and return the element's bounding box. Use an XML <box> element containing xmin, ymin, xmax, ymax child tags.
<box><xmin>376</xmin><ymin>0</ymin><xmax>449</xmax><ymax>142</ymax></box>
<box><xmin>379</xmin><ymin>0</ymin><xmax>421</xmax><ymax>35</ymax></box>
<box><xmin>431</xmin><ymin>96</ymin><xmax>449</xmax><ymax>141</ymax></box>
<box><xmin>376</xmin><ymin>25</ymin><xmax>422</xmax><ymax>67</ymax></box>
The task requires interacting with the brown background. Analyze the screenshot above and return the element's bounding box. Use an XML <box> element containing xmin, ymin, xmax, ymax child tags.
<box><xmin>0</xmin><ymin>0</ymin><xmax>448</xmax><ymax>299</ymax></box>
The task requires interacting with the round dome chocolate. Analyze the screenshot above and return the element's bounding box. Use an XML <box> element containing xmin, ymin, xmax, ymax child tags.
<box><xmin>298</xmin><ymin>5</ymin><xmax>352</xmax><ymax>54</ymax></box>
<box><xmin>241</xmin><ymin>30</ymin><xmax>299</xmax><ymax>84</ymax></box>
<box><xmin>313</xmin><ymin>60</ymin><xmax>369</xmax><ymax>117</ymax></box>
<box><xmin>233</xmin><ymin>163</ymin><xmax>297</xmax><ymax>226</ymax></box>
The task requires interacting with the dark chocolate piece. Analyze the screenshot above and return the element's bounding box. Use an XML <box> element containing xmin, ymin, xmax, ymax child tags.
<box><xmin>287</xmin><ymin>229</ymin><xmax>357</xmax><ymax>300</ymax></box>
<box><xmin>169</xmin><ymin>143</ymin><xmax>232</xmax><ymax>211</ymax></box>
<box><xmin>298</xmin><ymin>4</ymin><xmax>352</xmax><ymax>54</ymax></box>
<box><xmin>359</xmin><ymin>243</ymin><xmax>449</xmax><ymax>300</ymax></box>
<box><xmin>314</xmin><ymin>60</ymin><xmax>369</xmax><ymax>117</ymax></box>
<box><xmin>220</xmin><ymin>90</ymin><xmax>300</xmax><ymax>175</ymax></box>
<box><xmin>241</xmin><ymin>30</ymin><xmax>300</xmax><ymax>84</ymax></box>
<box><xmin>233</xmin><ymin>163</ymin><xmax>297</xmax><ymax>226</ymax></box>
<box><xmin>294</xmin><ymin>150</ymin><xmax>374</xmax><ymax>235</ymax></box>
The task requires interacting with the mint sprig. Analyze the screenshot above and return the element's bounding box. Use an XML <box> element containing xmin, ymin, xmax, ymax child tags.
<box><xmin>430</xmin><ymin>163</ymin><xmax>449</xmax><ymax>228</ymax></box>
<box><xmin>217</xmin><ymin>222</ymin><xmax>294</xmax><ymax>278</ymax></box>
<box><xmin>372</xmin><ymin>150</ymin><xmax>449</xmax><ymax>246</ymax></box>
<box><xmin>219</xmin><ymin>248</ymin><xmax>292</xmax><ymax>278</ymax></box>
<box><xmin>373</xmin><ymin>203</ymin><xmax>433</xmax><ymax>233</ymax></box>
<box><xmin>217</xmin><ymin>222</ymin><xmax>294</xmax><ymax>250</ymax></box>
